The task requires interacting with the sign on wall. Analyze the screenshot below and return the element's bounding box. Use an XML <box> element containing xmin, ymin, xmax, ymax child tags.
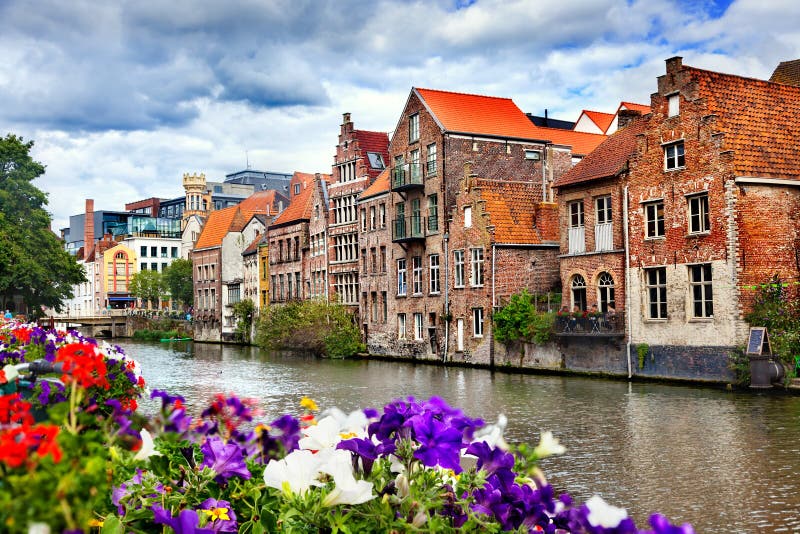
<box><xmin>746</xmin><ymin>327</ymin><xmax>771</xmax><ymax>355</ymax></box>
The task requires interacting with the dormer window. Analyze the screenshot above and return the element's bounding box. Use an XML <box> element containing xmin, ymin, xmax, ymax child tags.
<box><xmin>668</xmin><ymin>94</ymin><xmax>680</xmax><ymax>117</ymax></box>
<box><xmin>664</xmin><ymin>141</ymin><xmax>685</xmax><ymax>170</ymax></box>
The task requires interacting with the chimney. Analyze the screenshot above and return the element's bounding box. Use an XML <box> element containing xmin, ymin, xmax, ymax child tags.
<box><xmin>617</xmin><ymin>109</ymin><xmax>642</xmax><ymax>130</ymax></box>
<box><xmin>343</xmin><ymin>112</ymin><xmax>353</xmax><ymax>134</ymax></box>
<box><xmin>84</xmin><ymin>199</ymin><xmax>95</xmax><ymax>253</ymax></box>
<box><xmin>666</xmin><ymin>56</ymin><xmax>683</xmax><ymax>75</ymax></box>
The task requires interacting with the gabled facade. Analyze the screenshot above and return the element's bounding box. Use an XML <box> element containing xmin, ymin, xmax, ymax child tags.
<box><xmin>327</xmin><ymin>113</ymin><xmax>390</xmax><ymax>311</ymax></box>
<box><xmin>221</xmin><ymin>214</ymin><xmax>266</xmax><ymax>340</ymax></box>
<box><xmin>101</xmin><ymin>243</ymin><xmax>137</xmax><ymax>309</ymax></box>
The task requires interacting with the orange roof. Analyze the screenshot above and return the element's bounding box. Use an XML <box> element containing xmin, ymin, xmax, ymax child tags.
<box><xmin>359</xmin><ymin>168</ymin><xmax>390</xmax><ymax>200</ymax></box>
<box><xmin>533</xmin><ymin>126</ymin><xmax>606</xmax><ymax>156</ymax></box>
<box><xmin>619</xmin><ymin>101</ymin><xmax>650</xmax><ymax>113</ymax></box>
<box><xmin>555</xmin><ymin>116</ymin><xmax>649</xmax><ymax>188</ymax></box>
<box><xmin>237</xmin><ymin>189</ymin><xmax>280</xmax><ymax>216</ymax></box>
<box><xmin>415</xmin><ymin>88</ymin><xmax>545</xmax><ymax>141</ymax></box>
<box><xmin>473</xmin><ymin>179</ymin><xmax>548</xmax><ymax>244</ymax></box>
<box><xmin>194</xmin><ymin>205</ymin><xmax>243</xmax><ymax>250</ymax></box>
<box><xmin>688</xmin><ymin>66</ymin><xmax>800</xmax><ymax>179</ymax></box>
<box><xmin>770</xmin><ymin>59</ymin><xmax>800</xmax><ymax>86</ymax></box>
<box><xmin>271</xmin><ymin>179</ymin><xmax>316</xmax><ymax>226</ymax></box>
<box><xmin>581</xmin><ymin>110</ymin><xmax>615</xmax><ymax>133</ymax></box>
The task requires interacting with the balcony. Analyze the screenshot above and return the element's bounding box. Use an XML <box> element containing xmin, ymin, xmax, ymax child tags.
<box><xmin>391</xmin><ymin>163</ymin><xmax>424</xmax><ymax>192</ymax></box>
<box><xmin>392</xmin><ymin>215</ymin><xmax>426</xmax><ymax>243</ymax></box>
<box><xmin>553</xmin><ymin>311</ymin><xmax>625</xmax><ymax>336</ymax></box>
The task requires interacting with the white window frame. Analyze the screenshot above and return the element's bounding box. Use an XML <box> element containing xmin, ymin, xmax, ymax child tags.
<box><xmin>414</xmin><ymin>313</ymin><xmax>424</xmax><ymax>340</ymax></box>
<box><xmin>689</xmin><ymin>263</ymin><xmax>713</xmax><ymax>318</ymax></box>
<box><xmin>472</xmin><ymin>308</ymin><xmax>484</xmax><ymax>338</ymax></box>
<box><xmin>429</xmin><ymin>254</ymin><xmax>440</xmax><ymax>294</ymax></box>
<box><xmin>454</xmin><ymin>250</ymin><xmax>465</xmax><ymax>288</ymax></box>
<box><xmin>645</xmin><ymin>201</ymin><xmax>665</xmax><ymax>238</ymax></box>
<box><xmin>470</xmin><ymin>248</ymin><xmax>484</xmax><ymax>287</ymax></box>
<box><xmin>646</xmin><ymin>267</ymin><xmax>668</xmax><ymax>319</ymax></box>
<box><xmin>409</xmin><ymin>113</ymin><xmax>419</xmax><ymax>143</ymax></box>
<box><xmin>668</xmin><ymin>94</ymin><xmax>680</xmax><ymax>117</ymax></box>
<box><xmin>397</xmin><ymin>258</ymin><xmax>407</xmax><ymax>296</ymax></box>
<box><xmin>398</xmin><ymin>313</ymin><xmax>406</xmax><ymax>339</ymax></box>
<box><xmin>464</xmin><ymin>206</ymin><xmax>472</xmax><ymax>228</ymax></box>
<box><xmin>412</xmin><ymin>256</ymin><xmax>423</xmax><ymax>295</ymax></box>
<box><xmin>664</xmin><ymin>141</ymin><xmax>685</xmax><ymax>170</ymax></box>
<box><xmin>688</xmin><ymin>193</ymin><xmax>709</xmax><ymax>234</ymax></box>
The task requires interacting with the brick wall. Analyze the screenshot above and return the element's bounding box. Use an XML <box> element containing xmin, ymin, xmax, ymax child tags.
<box><xmin>268</xmin><ymin>222</ymin><xmax>307</xmax><ymax>303</ymax></box>
<box><xmin>192</xmin><ymin>247</ymin><xmax>222</xmax><ymax>341</ymax></box>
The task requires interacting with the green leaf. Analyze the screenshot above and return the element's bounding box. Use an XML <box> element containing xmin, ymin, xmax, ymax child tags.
<box><xmin>100</xmin><ymin>514</ymin><xmax>123</xmax><ymax>534</ymax></box>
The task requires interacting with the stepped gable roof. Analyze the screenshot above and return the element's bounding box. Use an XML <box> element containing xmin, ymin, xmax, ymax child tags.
<box><xmin>415</xmin><ymin>88</ymin><xmax>546</xmax><ymax>141</ymax></box>
<box><xmin>359</xmin><ymin>168</ymin><xmax>390</xmax><ymax>200</ymax></box>
<box><xmin>580</xmin><ymin>110</ymin><xmax>616</xmax><ymax>133</ymax></box>
<box><xmin>472</xmin><ymin>178</ymin><xmax>545</xmax><ymax>244</ymax></box>
<box><xmin>534</xmin><ymin>126</ymin><xmax>607</xmax><ymax>157</ymax></box>
<box><xmin>687</xmin><ymin>65</ymin><xmax>800</xmax><ymax>179</ymax></box>
<box><xmin>555</xmin><ymin>116</ymin><xmax>649</xmax><ymax>188</ymax></box>
<box><xmin>770</xmin><ymin>59</ymin><xmax>800</xmax><ymax>86</ymax></box>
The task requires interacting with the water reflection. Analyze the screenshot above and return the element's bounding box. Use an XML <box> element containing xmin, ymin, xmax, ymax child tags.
<box><xmin>121</xmin><ymin>340</ymin><xmax>800</xmax><ymax>532</ymax></box>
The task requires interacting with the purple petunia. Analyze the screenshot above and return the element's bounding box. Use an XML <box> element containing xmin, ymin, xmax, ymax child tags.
<box><xmin>199</xmin><ymin>437</ymin><xmax>251</xmax><ymax>484</ymax></box>
<box><xmin>409</xmin><ymin>411</ymin><xmax>465</xmax><ymax>472</ymax></box>
<box><xmin>153</xmin><ymin>504</ymin><xmax>214</xmax><ymax>534</ymax></box>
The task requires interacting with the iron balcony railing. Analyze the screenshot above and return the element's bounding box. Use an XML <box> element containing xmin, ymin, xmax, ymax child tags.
<box><xmin>554</xmin><ymin>311</ymin><xmax>625</xmax><ymax>335</ymax></box>
<box><xmin>392</xmin><ymin>215</ymin><xmax>426</xmax><ymax>242</ymax></box>
<box><xmin>391</xmin><ymin>163</ymin><xmax>424</xmax><ymax>190</ymax></box>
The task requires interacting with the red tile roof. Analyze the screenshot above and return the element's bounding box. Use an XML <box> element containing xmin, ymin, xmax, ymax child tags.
<box><xmin>555</xmin><ymin>117</ymin><xmax>649</xmax><ymax>188</ymax></box>
<box><xmin>473</xmin><ymin>178</ymin><xmax>550</xmax><ymax>244</ymax></box>
<box><xmin>354</xmin><ymin>130</ymin><xmax>390</xmax><ymax>180</ymax></box>
<box><xmin>416</xmin><ymin>88</ymin><xmax>546</xmax><ymax>141</ymax></box>
<box><xmin>534</xmin><ymin>126</ymin><xmax>607</xmax><ymax>156</ymax></box>
<box><xmin>688</xmin><ymin>66</ymin><xmax>800</xmax><ymax>179</ymax></box>
<box><xmin>359</xmin><ymin>168</ymin><xmax>390</xmax><ymax>200</ymax></box>
<box><xmin>194</xmin><ymin>206</ymin><xmax>244</xmax><ymax>250</ymax></box>
<box><xmin>769</xmin><ymin>59</ymin><xmax>800</xmax><ymax>86</ymax></box>
<box><xmin>242</xmin><ymin>234</ymin><xmax>265</xmax><ymax>256</ymax></box>
<box><xmin>619</xmin><ymin>101</ymin><xmax>650</xmax><ymax>113</ymax></box>
<box><xmin>581</xmin><ymin>110</ymin><xmax>615</xmax><ymax>133</ymax></box>
<box><xmin>271</xmin><ymin>178</ymin><xmax>316</xmax><ymax>226</ymax></box>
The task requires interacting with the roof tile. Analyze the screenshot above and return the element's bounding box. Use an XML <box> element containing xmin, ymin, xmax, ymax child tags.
<box><xmin>359</xmin><ymin>168</ymin><xmax>390</xmax><ymax>200</ymax></box>
<box><xmin>473</xmin><ymin>179</ymin><xmax>549</xmax><ymax>244</ymax></box>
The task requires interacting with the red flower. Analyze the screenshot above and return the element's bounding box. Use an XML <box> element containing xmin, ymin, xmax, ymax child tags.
<box><xmin>11</xmin><ymin>327</ymin><xmax>32</xmax><ymax>344</ymax></box>
<box><xmin>56</xmin><ymin>342</ymin><xmax>110</xmax><ymax>390</ymax></box>
<box><xmin>0</xmin><ymin>393</ymin><xmax>34</xmax><ymax>426</ymax></box>
<box><xmin>0</xmin><ymin>424</ymin><xmax>62</xmax><ymax>468</ymax></box>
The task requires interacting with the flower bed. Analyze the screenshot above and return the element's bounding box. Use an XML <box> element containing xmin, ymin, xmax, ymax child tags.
<box><xmin>0</xmin><ymin>320</ymin><xmax>693</xmax><ymax>533</ymax></box>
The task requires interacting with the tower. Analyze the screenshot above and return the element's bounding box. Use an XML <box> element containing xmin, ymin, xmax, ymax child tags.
<box><xmin>182</xmin><ymin>172</ymin><xmax>210</xmax><ymax>221</ymax></box>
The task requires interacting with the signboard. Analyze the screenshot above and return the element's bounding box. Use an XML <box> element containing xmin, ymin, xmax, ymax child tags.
<box><xmin>746</xmin><ymin>327</ymin><xmax>771</xmax><ymax>355</ymax></box>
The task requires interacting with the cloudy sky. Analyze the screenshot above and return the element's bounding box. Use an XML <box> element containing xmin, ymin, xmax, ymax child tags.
<box><xmin>2</xmin><ymin>0</ymin><xmax>799</xmax><ymax>230</ymax></box>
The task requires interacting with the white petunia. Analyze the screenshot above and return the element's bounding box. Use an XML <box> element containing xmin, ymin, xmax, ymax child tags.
<box><xmin>585</xmin><ymin>495</ymin><xmax>628</xmax><ymax>528</ymax></box>
<box><xmin>263</xmin><ymin>449</ymin><xmax>324</xmax><ymax>496</ymax></box>
<box><xmin>299</xmin><ymin>416</ymin><xmax>344</xmax><ymax>451</ymax></box>
<box><xmin>533</xmin><ymin>430</ymin><xmax>566</xmax><ymax>458</ymax></box>
<box><xmin>319</xmin><ymin>449</ymin><xmax>374</xmax><ymax>506</ymax></box>
<box><xmin>320</xmin><ymin>407</ymin><xmax>369</xmax><ymax>437</ymax></box>
<box><xmin>133</xmin><ymin>429</ymin><xmax>162</xmax><ymax>461</ymax></box>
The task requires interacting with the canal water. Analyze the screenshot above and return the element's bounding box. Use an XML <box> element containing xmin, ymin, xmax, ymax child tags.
<box><xmin>119</xmin><ymin>340</ymin><xmax>800</xmax><ymax>533</ymax></box>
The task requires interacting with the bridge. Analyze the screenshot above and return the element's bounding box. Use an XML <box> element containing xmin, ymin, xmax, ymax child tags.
<box><xmin>50</xmin><ymin>310</ymin><xmax>133</xmax><ymax>338</ymax></box>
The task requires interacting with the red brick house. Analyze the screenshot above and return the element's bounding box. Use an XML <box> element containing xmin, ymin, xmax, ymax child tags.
<box><xmin>385</xmin><ymin>88</ymin><xmax>604</xmax><ymax>360</ymax></box>
<box><xmin>357</xmin><ymin>169</ymin><xmax>392</xmax><ymax>352</ymax></box>
<box><xmin>327</xmin><ymin>113</ymin><xmax>389</xmax><ymax>311</ymax></box>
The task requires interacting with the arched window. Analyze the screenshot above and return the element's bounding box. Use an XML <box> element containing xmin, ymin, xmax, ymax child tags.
<box><xmin>571</xmin><ymin>274</ymin><xmax>587</xmax><ymax>311</ymax></box>
<box><xmin>598</xmin><ymin>272</ymin><xmax>615</xmax><ymax>313</ymax></box>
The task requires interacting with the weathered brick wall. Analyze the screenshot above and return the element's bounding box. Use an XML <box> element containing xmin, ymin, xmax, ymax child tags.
<box><xmin>358</xmin><ymin>191</ymin><xmax>393</xmax><ymax>344</ymax></box>
<box><xmin>268</xmin><ymin>221</ymin><xmax>308</xmax><ymax>302</ymax></box>
<box><xmin>734</xmin><ymin>183</ymin><xmax>800</xmax><ymax>312</ymax></box>
<box><xmin>192</xmin><ymin>247</ymin><xmax>222</xmax><ymax>342</ymax></box>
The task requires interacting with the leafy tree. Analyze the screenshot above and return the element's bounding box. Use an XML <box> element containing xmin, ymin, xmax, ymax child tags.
<box><xmin>493</xmin><ymin>289</ymin><xmax>555</xmax><ymax>345</ymax></box>
<box><xmin>163</xmin><ymin>258</ymin><xmax>193</xmax><ymax>307</ymax></box>
<box><xmin>129</xmin><ymin>269</ymin><xmax>165</xmax><ymax>308</ymax></box>
<box><xmin>744</xmin><ymin>274</ymin><xmax>800</xmax><ymax>370</ymax></box>
<box><xmin>0</xmin><ymin>134</ymin><xmax>86</xmax><ymax>316</ymax></box>
<box><xmin>256</xmin><ymin>299</ymin><xmax>364</xmax><ymax>358</ymax></box>
<box><xmin>232</xmin><ymin>298</ymin><xmax>256</xmax><ymax>343</ymax></box>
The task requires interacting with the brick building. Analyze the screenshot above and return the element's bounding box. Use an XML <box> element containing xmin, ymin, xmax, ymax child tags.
<box><xmin>328</xmin><ymin>113</ymin><xmax>390</xmax><ymax>311</ymax></box>
<box><xmin>192</xmin><ymin>190</ymin><xmax>283</xmax><ymax>341</ymax></box>
<box><xmin>384</xmin><ymin>88</ymin><xmax>604</xmax><ymax>360</ymax></box>
<box><xmin>357</xmin><ymin>169</ymin><xmax>392</xmax><ymax>351</ymax></box>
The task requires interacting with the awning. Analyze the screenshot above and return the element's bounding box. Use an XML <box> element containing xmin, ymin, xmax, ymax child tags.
<box><xmin>108</xmin><ymin>296</ymin><xmax>136</xmax><ymax>301</ymax></box>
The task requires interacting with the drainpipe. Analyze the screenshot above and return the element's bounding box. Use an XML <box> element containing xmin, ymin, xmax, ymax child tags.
<box><xmin>443</xmin><ymin>232</ymin><xmax>450</xmax><ymax>362</ymax></box>
<box><xmin>623</xmin><ymin>185</ymin><xmax>632</xmax><ymax>379</ymax></box>
<box><xmin>490</xmin><ymin>243</ymin><xmax>496</xmax><ymax>368</ymax></box>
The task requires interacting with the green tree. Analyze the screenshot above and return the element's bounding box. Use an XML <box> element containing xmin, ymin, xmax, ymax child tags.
<box><xmin>232</xmin><ymin>298</ymin><xmax>256</xmax><ymax>343</ymax></box>
<box><xmin>492</xmin><ymin>289</ymin><xmax>555</xmax><ymax>345</ymax></box>
<box><xmin>744</xmin><ymin>274</ymin><xmax>800</xmax><ymax>370</ymax></box>
<box><xmin>256</xmin><ymin>299</ymin><xmax>364</xmax><ymax>358</ymax></box>
<box><xmin>163</xmin><ymin>258</ymin><xmax>193</xmax><ymax>308</ymax></box>
<box><xmin>0</xmin><ymin>134</ymin><xmax>86</xmax><ymax>316</ymax></box>
<box><xmin>129</xmin><ymin>269</ymin><xmax>165</xmax><ymax>308</ymax></box>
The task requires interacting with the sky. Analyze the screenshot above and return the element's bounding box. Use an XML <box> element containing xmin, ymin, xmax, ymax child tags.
<box><xmin>2</xmin><ymin>0</ymin><xmax>799</xmax><ymax>231</ymax></box>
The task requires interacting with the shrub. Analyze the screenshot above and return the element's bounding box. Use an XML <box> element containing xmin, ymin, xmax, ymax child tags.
<box><xmin>493</xmin><ymin>289</ymin><xmax>554</xmax><ymax>345</ymax></box>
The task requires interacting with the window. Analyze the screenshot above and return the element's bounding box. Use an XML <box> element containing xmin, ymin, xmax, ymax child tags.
<box><xmin>380</xmin><ymin>246</ymin><xmax>387</xmax><ymax>272</ymax></box>
<box><xmin>688</xmin><ymin>194</ymin><xmax>709</xmax><ymax>234</ymax></box>
<box><xmin>371</xmin><ymin>292</ymin><xmax>378</xmax><ymax>323</ymax></box>
<box><xmin>464</xmin><ymin>206</ymin><xmax>472</xmax><ymax>228</ymax></box>
<box><xmin>151</xmin><ymin>262</ymin><xmax>158</xmax><ymax>271</ymax></box>
<box><xmin>151</xmin><ymin>246</ymin><xmax>157</xmax><ymax>257</ymax></box>
<box><xmin>571</xmin><ymin>274</ymin><xmax>587</xmax><ymax>311</ymax></box>
<box><xmin>454</xmin><ymin>250</ymin><xmax>465</xmax><ymax>288</ymax></box>
<box><xmin>668</xmin><ymin>94</ymin><xmax>680</xmax><ymax>117</ymax></box>
<box><xmin>379</xmin><ymin>203</ymin><xmax>386</xmax><ymax>228</ymax></box>
<box><xmin>412</xmin><ymin>256</ymin><xmax>423</xmax><ymax>294</ymax></box>
<box><xmin>162</xmin><ymin>263</ymin><xmax>167</xmax><ymax>272</ymax></box>
<box><xmin>140</xmin><ymin>246</ymin><xmax>147</xmax><ymax>257</ymax></box>
<box><xmin>595</xmin><ymin>195</ymin><xmax>612</xmax><ymax>251</ymax></box>
<box><xmin>287</xmin><ymin>276</ymin><xmax>293</xmax><ymax>300</ymax></box>
<box><xmin>645</xmin><ymin>201</ymin><xmax>665</xmax><ymax>238</ymax></box>
<box><xmin>228</xmin><ymin>284</ymin><xmax>240</xmax><ymax>305</ymax></box>
<box><xmin>369</xmin><ymin>206</ymin><xmax>376</xmax><ymax>230</ymax></box>
<box><xmin>398</xmin><ymin>313</ymin><xmax>407</xmax><ymax>339</ymax></box>
<box><xmin>381</xmin><ymin>291</ymin><xmax>387</xmax><ymax>323</ymax></box>
<box><xmin>360</xmin><ymin>208</ymin><xmax>367</xmax><ymax>232</ymax></box>
<box><xmin>456</xmin><ymin>319</ymin><xmax>464</xmax><ymax>351</ymax></box>
<box><xmin>140</xmin><ymin>263</ymin><xmax>147</xmax><ymax>271</ymax></box>
<box><xmin>161</xmin><ymin>247</ymin><xmax>168</xmax><ymax>258</ymax></box>
<box><xmin>569</xmin><ymin>200</ymin><xmax>584</xmax><ymax>228</ymax></box>
<box><xmin>171</xmin><ymin>247</ymin><xmax>178</xmax><ymax>258</ymax></box>
<box><xmin>426</xmin><ymin>143</ymin><xmax>437</xmax><ymax>175</ymax></box>
<box><xmin>598</xmin><ymin>272</ymin><xmax>615</xmax><ymax>313</ymax></box>
<box><xmin>294</xmin><ymin>183</ymin><xmax>301</xmax><ymax>196</ymax></box>
<box><xmin>470</xmin><ymin>248</ymin><xmax>484</xmax><ymax>287</ymax></box>
<box><xmin>370</xmin><ymin>247</ymin><xmax>377</xmax><ymax>273</ymax></box>
<box><xmin>409</xmin><ymin>113</ymin><xmax>419</xmax><ymax>143</ymax></box>
<box><xmin>596</xmin><ymin>196</ymin><xmax>612</xmax><ymax>224</ymax></box>
<box><xmin>428</xmin><ymin>194</ymin><xmax>438</xmax><ymax>232</ymax></box>
<box><xmin>429</xmin><ymin>254</ymin><xmax>440</xmax><ymax>294</ymax></box>
<box><xmin>367</xmin><ymin>152</ymin><xmax>385</xmax><ymax>170</ymax></box>
<box><xmin>690</xmin><ymin>264</ymin><xmax>713</xmax><ymax>318</ymax></box>
<box><xmin>646</xmin><ymin>267</ymin><xmax>667</xmax><ymax>319</ymax></box>
<box><xmin>414</xmin><ymin>313</ymin><xmax>424</xmax><ymax>340</ymax></box>
<box><xmin>397</xmin><ymin>259</ymin><xmax>407</xmax><ymax>296</ymax></box>
<box><xmin>410</xmin><ymin>149</ymin><xmax>420</xmax><ymax>183</ymax></box>
<box><xmin>664</xmin><ymin>141</ymin><xmax>685</xmax><ymax>170</ymax></box>
<box><xmin>568</xmin><ymin>200</ymin><xmax>585</xmax><ymax>254</ymax></box>
<box><xmin>473</xmin><ymin>308</ymin><xmax>484</xmax><ymax>337</ymax></box>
